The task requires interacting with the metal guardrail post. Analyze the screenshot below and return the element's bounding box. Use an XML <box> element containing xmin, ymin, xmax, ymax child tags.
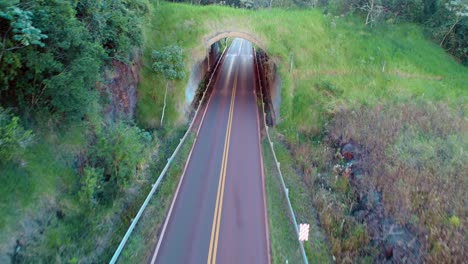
<box><xmin>109</xmin><ymin>45</ymin><xmax>229</xmax><ymax>264</ymax></box>
<box><xmin>253</xmin><ymin>48</ymin><xmax>308</xmax><ymax>264</ymax></box>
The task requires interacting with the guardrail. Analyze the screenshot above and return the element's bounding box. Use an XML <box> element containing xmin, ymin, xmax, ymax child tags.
<box><xmin>109</xmin><ymin>45</ymin><xmax>228</xmax><ymax>264</ymax></box>
<box><xmin>253</xmin><ymin>49</ymin><xmax>309</xmax><ymax>264</ymax></box>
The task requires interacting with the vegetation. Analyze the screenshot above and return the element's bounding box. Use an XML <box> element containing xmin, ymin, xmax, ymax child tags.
<box><xmin>1</xmin><ymin>0</ymin><xmax>466</xmax><ymax>263</ymax></box>
<box><xmin>317</xmin><ymin>0</ymin><xmax>468</xmax><ymax>65</ymax></box>
<box><xmin>322</xmin><ymin>101</ymin><xmax>466</xmax><ymax>262</ymax></box>
<box><xmin>172</xmin><ymin>0</ymin><xmax>468</xmax><ymax>64</ymax></box>
<box><xmin>0</xmin><ymin>107</ymin><xmax>33</xmax><ymax>164</ymax></box>
<box><xmin>152</xmin><ymin>45</ymin><xmax>186</xmax><ymax>126</ymax></box>
<box><xmin>0</xmin><ymin>0</ymin><xmax>177</xmax><ymax>262</ymax></box>
<box><xmin>262</xmin><ymin>139</ymin><xmax>330</xmax><ymax>263</ymax></box>
<box><xmin>79</xmin><ymin>122</ymin><xmax>153</xmax><ymax>206</ymax></box>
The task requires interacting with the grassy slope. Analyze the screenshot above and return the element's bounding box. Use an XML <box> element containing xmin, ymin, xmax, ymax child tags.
<box><xmin>0</xmin><ymin>123</ymin><xmax>85</xmax><ymax>255</ymax></box>
<box><xmin>139</xmin><ymin>2</ymin><xmax>466</xmax><ymax>135</ymax></box>
<box><xmin>138</xmin><ymin>2</ymin><xmax>467</xmax><ymax>262</ymax></box>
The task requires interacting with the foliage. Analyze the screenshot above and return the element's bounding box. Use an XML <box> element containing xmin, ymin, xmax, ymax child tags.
<box><xmin>0</xmin><ymin>1</ymin><xmax>102</xmax><ymax>120</ymax></box>
<box><xmin>152</xmin><ymin>45</ymin><xmax>186</xmax><ymax>80</ymax></box>
<box><xmin>0</xmin><ymin>0</ymin><xmax>149</xmax><ymax>121</ymax></box>
<box><xmin>79</xmin><ymin>166</ymin><xmax>104</xmax><ymax>206</ymax></box>
<box><xmin>75</xmin><ymin>0</ymin><xmax>149</xmax><ymax>62</ymax></box>
<box><xmin>0</xmin><ymin>107</ymin><xmax>33</xmax><ymax>163</ymax></box>
<box><xmin>0</xmin><ymin>1</ymin><xmax>152</xmax><ymax>260</ymax></box>
<box><xmin>0</xmin><ymin>3</ymin><xmax>47</xmax><ymax>91</ymax></box>
<box><xmin>318</xmin><ymin>0</ymin><xmax>468</xmax><ymax>64</ymax></box>
<box><xmin>82</xmin><ymin>121</ymin><xmax>152</xmax><ymax>204</ymax></box>
<box><xmin>0</xmin><ymin>5</ymin><xmax>47</xmax><ymax>61</ymax></box>
<box><xmin>431</xmin><ymin>0</ymin><xmax>468</xmax><ymax>65</ymax></box>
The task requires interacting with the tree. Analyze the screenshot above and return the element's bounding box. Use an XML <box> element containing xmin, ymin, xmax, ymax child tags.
<box><xmin>75</xmin><ymin>0</ymin><xmax>148</xmax><ymax>62</ymax></box>
<box><xmin>0</xmin><ymin>0</ymin><xmax>105</xmax><ymax>120</ymax></box>
<box><xmin>360</xmin><ymin>0</ymin><xmax>385</xmax><ymax>26</ymax></box>
<box><xmin>83</xmin><ymin>121</ymin><xmax>152</xmax><ymax>203</ymax></box>
<box><xmin>0</xmin><ymin>107</ymin><xmax>33</xmax><ymax>164</ymax></box>
<box><xmin>440</xmin><ymin>0</ymin><xmax>468</xmax><ymax>46</ymax></box>
<box><xmin>0</xmin><ymin>6</ymin><xmax>47</xmax><ymax>62</ymax></box>
<box><xmin>152</xmin><ymin>45</ymin><xmax>186</xmax><ymax>126</ymax></box>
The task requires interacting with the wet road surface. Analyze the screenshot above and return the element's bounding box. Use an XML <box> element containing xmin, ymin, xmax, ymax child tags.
<box><xmin>151</xmin><ymin>38</ymin><xmax>269</xmax><ymax>264</ymax></box>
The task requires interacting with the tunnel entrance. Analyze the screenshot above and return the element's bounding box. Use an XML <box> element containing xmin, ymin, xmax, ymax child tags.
<box><xmin>186</xmin><ymin>37</ymin><xmax>278</xmax><ymax>126</ymax></box>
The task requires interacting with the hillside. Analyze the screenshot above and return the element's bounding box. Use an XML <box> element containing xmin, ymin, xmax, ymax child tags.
<box><xmin>0</xmin><ymin>1</ymin><xmax>466</xmax><ymax>262</ymax></box>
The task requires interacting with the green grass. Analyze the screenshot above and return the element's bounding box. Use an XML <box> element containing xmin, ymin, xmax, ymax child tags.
<box><xmin>263</xmin><ymin>139</ymin><xmax>330</xmax><ymax>263</ymax></box>
<box><xmin>0</xmin><ymin>125</ymin><xmax>83</xmax><ymax>248</ymax></box>
<box><xmin>263</xmin><ymin>138</ymin><xmax>302</xmax><ymax>263</ymax></box>
<box><xmin>139</xmin><ymin>2</ymin><xmax>467</xmax><ymax>140</ymax></box>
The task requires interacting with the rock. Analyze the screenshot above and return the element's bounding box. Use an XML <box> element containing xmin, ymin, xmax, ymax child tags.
<box><xmin>379</xmin><ymin>220</ymin><xmax>422</xmax><ymax>263</ymax></box>
<box><xmin>357</xmin><ymin>190</ymin><xmax>383</xmax><ymax>212</ymax></box>
<box><xmin>351</xmin><ymin>209</ymin><xmax>367</xmax><ymax>222</ymax></box>
<box><xmin>341</xmin><ymin>142</ymin><xmax>361</xmax><ymax>161</ymax></box>
<box><xmin>384</xmin><ymin>245</ymin><xmax>394</xmax><ymax>260</ymax></box>
<box><xmin>102</xmin><ymin>58</ymin><xmax>140</xmax><ymax>121</ymax></box>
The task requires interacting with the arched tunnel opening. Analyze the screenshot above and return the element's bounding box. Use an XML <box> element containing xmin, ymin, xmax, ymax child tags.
<box><xmin>187</xmin><ymin>37</ymin><xmax>278</xmax><ymax>127</ymax></box>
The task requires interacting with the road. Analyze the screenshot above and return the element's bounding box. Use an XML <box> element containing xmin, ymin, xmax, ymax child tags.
<box><xmin>151</xmin><ymin>38</ymin><xmax>270</xmax><ymax>264</ymax></box>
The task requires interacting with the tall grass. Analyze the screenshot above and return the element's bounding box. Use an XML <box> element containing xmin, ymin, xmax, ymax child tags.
<box><xmin>0</xmin><ymin>125</ymin><xmax>84</xmax><ymax>257</ymax></box>
<box><xmin>139</xmin><ymin>2</ymin><xmax>467</xmax><ymax>137</ymax></box>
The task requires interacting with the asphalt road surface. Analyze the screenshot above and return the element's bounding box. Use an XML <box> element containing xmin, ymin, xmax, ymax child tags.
<box><xmin>151</xmin><ymin>38</ymin><xmax>270</xmax><ymax>264</ymax></box>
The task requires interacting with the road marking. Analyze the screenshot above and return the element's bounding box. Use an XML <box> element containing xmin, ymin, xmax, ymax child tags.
<box><xmin>238</xmin><ymin>39</ymin><xmax>244</xmax><ymax>55</ymax></box>
<box><xmin>149</xmin><ymin>44</ymin><xmax>231</xmax><ymax>264</ymax></box>
<box><xmin>207</xmin><ymin>65</ymin><xmax>239</xmax><ymax>264</ymax></box>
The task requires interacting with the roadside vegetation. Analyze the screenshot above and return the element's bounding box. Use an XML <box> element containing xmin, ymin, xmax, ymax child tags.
<box><xmin>262</xmin><ymin>138</ymin><xmax>330</xmax><ymax>263</ymax></box>
<box><xmin>0</xmin><ymin>0</ymin><xmax>191</xmax><ymax>262</ymax></box>
<box><xmin>1</xmin><ymin>0</ymin><xmax>466</xmax><ymax>263</ymax></box>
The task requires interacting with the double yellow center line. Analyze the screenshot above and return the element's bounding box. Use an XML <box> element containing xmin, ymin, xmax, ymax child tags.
<box><xmin>207</xmin><ymin>66</ymin><xmax>239</xmax><ymax>264</ymax></box>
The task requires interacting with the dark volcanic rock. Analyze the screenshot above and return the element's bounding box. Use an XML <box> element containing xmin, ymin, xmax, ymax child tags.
<box><xmin>340</xmin><ymin>140</ymin><xmax>422</xmax><ymax>263</ymax></box>
<box><xmin>341</xmin><ymin>142</ymin><xmax>361</xmax><ymax>161</ymax></box>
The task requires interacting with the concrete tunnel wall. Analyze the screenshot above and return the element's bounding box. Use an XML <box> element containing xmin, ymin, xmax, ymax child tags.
<box><xmin>185</xmin><ymin>30</ymin><xmax>279</xmax><ymax>124</ymax></box>
<box><xmin>187</xmin><ymin>30</ymin><xmax>266</xmax><ymax>105</ymax></box>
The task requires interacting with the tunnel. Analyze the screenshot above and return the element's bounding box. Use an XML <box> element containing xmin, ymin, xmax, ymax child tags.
<box><xmin>186</xmin><ymin>35</ymin><xmax>279</xmax><ymax>127</ymax></box>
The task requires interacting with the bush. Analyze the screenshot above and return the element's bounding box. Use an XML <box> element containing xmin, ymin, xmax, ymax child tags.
<box><xmin>152</xmin><ymin>45</ymin><xmax>186</xmax><ymax>80</ymax></box>
<box><xmin>82</xmin><ymin>121</ymin><xmax>152</xmax><ymax>204</ymax></box>
<box><xmin>79</xmin><ymin>166</ymin><xmax>104</xmax><ymax>206</ymax></box>
<box><xmin>0</xmin><ymin>107</ymin><xmax>32</xmax><ymax>163</ymax></box>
